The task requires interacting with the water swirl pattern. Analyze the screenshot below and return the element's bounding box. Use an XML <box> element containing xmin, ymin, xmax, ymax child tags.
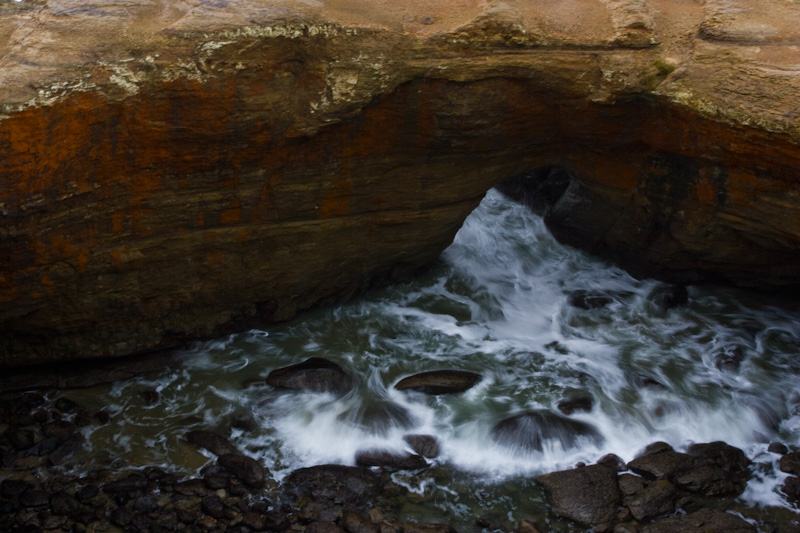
<box><xmin>75</xmin><ymin>189</ymin><xmax>800</xmax><ymax>526</ymax></box>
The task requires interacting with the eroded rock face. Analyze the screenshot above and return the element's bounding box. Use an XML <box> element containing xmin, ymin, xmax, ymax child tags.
<box><xmin>1</xmin><ymin>0</ymin><xmax>799</xmax><ymax>366</ymax></box>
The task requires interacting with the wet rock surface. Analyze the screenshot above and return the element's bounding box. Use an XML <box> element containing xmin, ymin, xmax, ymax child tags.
<box><xmin>394</xmin><ymin>370</ymin><xmax>482</xmax><ymax>395</ymax></box>
<box><xmin>491</xmin><ymin>410</ymin><xmax>603</xmax><ymax>452</ymax></box>
<box><xmin>535</xmin><ymin>464</ymin><xmax>621</xmax><ymax>525</ymax></box>
<box><xmin>1</xmin><ymin>392</ymin><xmax>798</xmax><ymax>533</ymax></box>
<box><xmin>354</xmin><ymin>449</ymin><xmax>428</xmax><ymax>470</ymax></box>
<box><xmin>266</xmin><ymin>358</ymin><xmax>354</xmax><ymax>395</ymax></box>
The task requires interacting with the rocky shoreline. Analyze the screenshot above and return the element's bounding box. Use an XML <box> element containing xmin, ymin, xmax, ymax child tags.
<box><xmin>2</xmin><ymin>387</ymin><xmax>799</xmax><ymax>533</ymax></box>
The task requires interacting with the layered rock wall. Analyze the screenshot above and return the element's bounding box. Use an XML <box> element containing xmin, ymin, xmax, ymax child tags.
<box><xmin>1</xmin><ymin>0</ymin><xmax>799</xmax><ymax>366</ymax></box>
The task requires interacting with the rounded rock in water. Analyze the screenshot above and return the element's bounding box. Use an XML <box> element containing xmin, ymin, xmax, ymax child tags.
<box><xmin>490</xmin><ymin>410</ymin><xmax>603</xmax><ymax>452</ymax></box>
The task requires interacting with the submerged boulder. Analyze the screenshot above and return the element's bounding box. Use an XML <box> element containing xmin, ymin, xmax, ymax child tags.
<box><xmin>266</xmin><ymin>358</ymin><xmax>353</xmax><ymax>395</ymax></box>
<box><xmin>337</xmin><ymin>401</ymin><xmax>416</xmax><ymax>435</ymax></box>
<box><xmin>490</xmin><ymin>410</ymin><xmax>603</xmax><ymax>452</ymax></box>
<box><xmin>354</xmin><ymin>449</ymin><xmax>428</xmax><ymax>470</ymax></box>
<box><xmin>185</xmin><ymin>430</ymin><xmax>238</xmax><ymax>456</ymax></box>
<box><xmin>403</xmin><ymin>434</ymin><xmax>441</xmax><ymax>459</ymax></box>
<box><xmin>394</xmin><ymin>370</ymin><xmax>482</xmax><ymax>395</ymax></box>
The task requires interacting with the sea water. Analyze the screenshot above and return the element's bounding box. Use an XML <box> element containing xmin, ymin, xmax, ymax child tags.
<box><xmin>69</xmin><ymin>189</ymin><xmax>800</xmax><ymax>529</ymax></box>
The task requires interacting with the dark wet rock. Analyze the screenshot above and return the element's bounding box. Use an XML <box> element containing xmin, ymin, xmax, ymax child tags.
<box><xmin>306</xmin><ymin>521</ymin><xmax>346</xmax><ymax>533</ymax></box>
<box><xmin>264</xmin><ymin>510</ymin><xmax>291</xmax><ymax>531</ymax></box>
<box><xmin>218</xmin><ymin>453</ymin><xmax>265</xmax><ymax>488</ymax></box>
<box><xmin>678</xmin><ymin>441</ymin><xmax>750</xmax><ymax>496</ymax></box>
<box><xmin>266</xmin><ymin>357</ymin><xmax>353</xmax><ymax>395</ymax></box>
<box><xmin>643</xmin><ymin>442</ymin><xmax>673</xmax><ymax>455</ymax></box>
<box><xmin>1</xmin><ymin>479</ymin><xmax>33</xmax><ymax>497</ymax></box>
<box><xmin>557</xmin><ymin>395</ymin><xmax>593</xmax><ymax>415</ymax></box>
<box><xmin>597</xmin><ymin>453</ymin><xmax>627</xmax><ymax>471</ymax></box>
<box><xmin>299</xmin><ymin>500</ymin><xmax>342</xmax><ymax>523</ymax></box>
<box><xmin>769</xmin><ymin>442</ymin><xmax>789</xmax><ymax>455</ymax></box>
<box><xmin>177</xmin><ymin>508</ymin><xmax>199</xmax><ymax>524</ymax></box>
<box><xmin>54</xmin><ymin>397</ymin><xmax>79</xmax><ymax>413</ymax></box>
<box><xmin>49</xmin><ymin>436</ymin><xmax>79</xmax><ymax>465</ymax></box>
<box><xmin>649</xmin><ymin>284</ymin><xmax>689</xmax><ymax>311</ymax></box>
<box><xmin>201</xmin><ymin>495</ymin><xmax>226</xmax><ymax>518</ymax></box>
<box><xmin>394</xmin><ymin>369</ymin><xmax>482</xmax><ymax>395</ymax></box>
<box><xmin>78</xmin><ymin>484</ymin><xmax>99</xmax><ymax>501</ymax></box>
<box><xmin>781</xmin><ymin>476</ymin><xmax>800</xmax><ymax>502</ymax></box>
<box><xmin>19</xmin><ymin>489</ymin><xmax>49</xmax><ymax>507</ymax></box>
<box><xmin>43</xmin><ymin>420</ymin><xmax>75</xmax><ymax>442</ymax></box>
<box><xmin>50</xmin><ymin>491</ymin><xmax>79</xmax><ymax>515</ymax></box>
<box><xmin>29</xmin><ymin>436</ymin><xmax>61</xmax><ymax>457</ymax></box>
<box><xmin>780</xmin><ymin>452</ymin><xmax>800</xmax><ymax>476</ymax></box>
<box><xmin>203</xmin><ymin>472</ymin><xmax>230</xmax><ymax>490</ymax></box>
<box><xmin>491</xmin><ymin>410</ymin><xmax>603</xmax><ymax>452</ymax></box>
<box><xmin>403</xmin><ymin>435</ymin><xmax>440</xmax><ymax>459</ymax></box>
<box><xmin>156</xmin><ymin>511</ymin><xmax>178</xmax><ymax>529</ymax></box>
<box><xmin>243</xmin><ymin>511</ymin><xmax>265</xmax><ymax>530</ymax></box>
<box><xmin>621</xmin><ymin>476</ymin><xmax>677</xmax><ymax>522</ymax></box>
<box><xmin>337</xmin><ymin>402</ymin><xmax>416</xmax><ymax>435</ymax></box>
<box><xmin>103</xmin><ymin>476</ymin><xmax>148</xmax><ymax>495</ymax></box>
<box><xmin>355</xmin><ymin>449</ymin><xmax>428</xmax><ymax>470</ymax></box>
<box><xmin>111</xmin><ymin>506</ymin><xmax>134</xmax><ymax>527</ymax></box>
<box><xmin>134</xmin><ymin>495</ymin><xmax>159</xmax><ymax>513</ymax></box>
<box><xmin>629</xmin><ymin>441</ymin><xmax>750</xmax><ymax>497</ymax></box>
<box><xmin>568</xmin><ymin>291</ymin><xmax>614</xmax><ymax>310</ymax></box>
<box><xmin>94</xmin><ymin>410</ymin><xmax>111</xmax><ymax>425</ymax></box>
<box><xmin>399</xmin><ymin>524</ymin><xmax>457</xmax><ymax>533</ymax></box>
<box><xmin>186</xmin><ymin>429</ymin><xmax>239</xmax><ymax>456</ymax></box>
<box><xmin>535</xmin><ymin>464</ymin><xmax>621</xmax><ymax>525</ymax></box>
<box><xmin>284</xmin><ymin>465</ymin><xmax>381</xmax><ymax>506</ymax></box>
<box><xmin>231</xmin><ymin>415</ymin><xmax>258</xmax><ymax>433</ymax></box>
<box><xmin>343</xmin><ymin>510</ymin><xmax>379</xmax><ymax>533</ymax></box>
<box><xmin>7</xmin><ymin>428</ymin><xmax>37</xmax><ymax>450</ymax></box>
<box><xmin>21</xmin><ymin>393</ymin><xmax>45</xmax><ymax>408</ymax></box>
<box><xmin>140</xmin><ymin>388</ymin><xmax>160</xmax><ymax>404</ymax></box>
<box><xmin>642</xmin><ymin>508</ymin><xmax>755</xmax><ymax>533</ymax></box>
<box><xmin>628</xmin><ymin>449</ymin><xmax>694</xmax><ymax>480</ymax></box>
<box><xmin>42</xmin><ymin>514</ymin><xmax>68</xmax><ymax>529</ymax></box>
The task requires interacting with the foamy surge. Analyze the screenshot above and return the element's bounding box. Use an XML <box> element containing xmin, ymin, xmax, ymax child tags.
<box><xmin>79</xmin><ymin>189</ymin><xmax>800</xmax><ymax>523</ymax></box>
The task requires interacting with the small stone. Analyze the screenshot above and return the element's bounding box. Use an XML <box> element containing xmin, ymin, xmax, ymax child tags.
<box><xmin>769</xmin><ymin>442</ymin><xmax>789</xmax><ymax>455</ymax></box>
<box><xmin>597</xmin><ymin>453</ymin><xmax>627</xmax><ymax>471</ymax></box>
<box><xmin>491</xmin><ymin>410</ymin><xmax>603</xmax><ymax>452</ymax></box>
<box><xmin>141</xmin><ymin>389</ymin><xmax>160</xmax><ymax>404</ymax></box>
<box><xmin>134</xmin><ymin>495</ymin><xmax>159</xmax><ymax>513</ymax></box>
<box><xmin>78</xmin><ymin>484</ymin><xmax>99</xmax><ymax>501</ymax></box>
<box><xmin>781</xmin><ymin>476</ymin><xmax>800</xmax><ymax>502</ymax></box>
<box><xmin>94</xmin><ymin>411</ymin><xmax>111</xmax><ymax>425</ymax></box>
<box><xmin>55</xmin><ymin>397</ymin><xmax>79</xmax><ymax>412</ymax></box>
<box><xmin>218</xmin><ymin>453</ymin><xmax>265</xmax><ymax>488</ymax></box>
<box><xmin>780</xmin><ymin>452</ymin><xmax>800</xmax><ymax>476</ymax></box>
<box><xmin>422</xmin><ymin>16</ymin><xmax>434</xmax><ymax>25</ymax></box>
<box><xmin>403</xmin><ymin>434</ymin><xmax>440</xmax><ymax>459</ymax></box>
<box><xmin>242</xmin><ymin>511</ymin><xmax>265</xmax><ymax>530</ymax></box>
<box><xmin>20</xmin><ymin>489</ymin><xmax>50</xmax><ymax>507</ymax></box>
<box><xmin>343</xmin><ymin>510</ymin><xmax>379</xmax><ymax>533</ymax></box>
<box><xmin>110</xmin><ymin>506</ymin><xmax>134</xmax><ymax>527</ymax></box>
<box><xmin>186</xmin><ymin>429</ymin><xmax>238</xmax><ymax>456</ymax></box>
<box><xmin>263</xmin><ymin>510</ymin><xmax>290</xmax><ymax>531</ymax></box>
<box><xmin>1</xmin><ymin>479</ymin><xmax>32</xmax><ymax>497</ymax></box>
<box><xmin>7</xmin><ymin>428</ymin><xmax>37</xmax><ymax>450</ymax></box>
<box><xmin>201</xmin><ymin>495</ymin><xmax>225</xmax><ymax>518</ymax></box>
